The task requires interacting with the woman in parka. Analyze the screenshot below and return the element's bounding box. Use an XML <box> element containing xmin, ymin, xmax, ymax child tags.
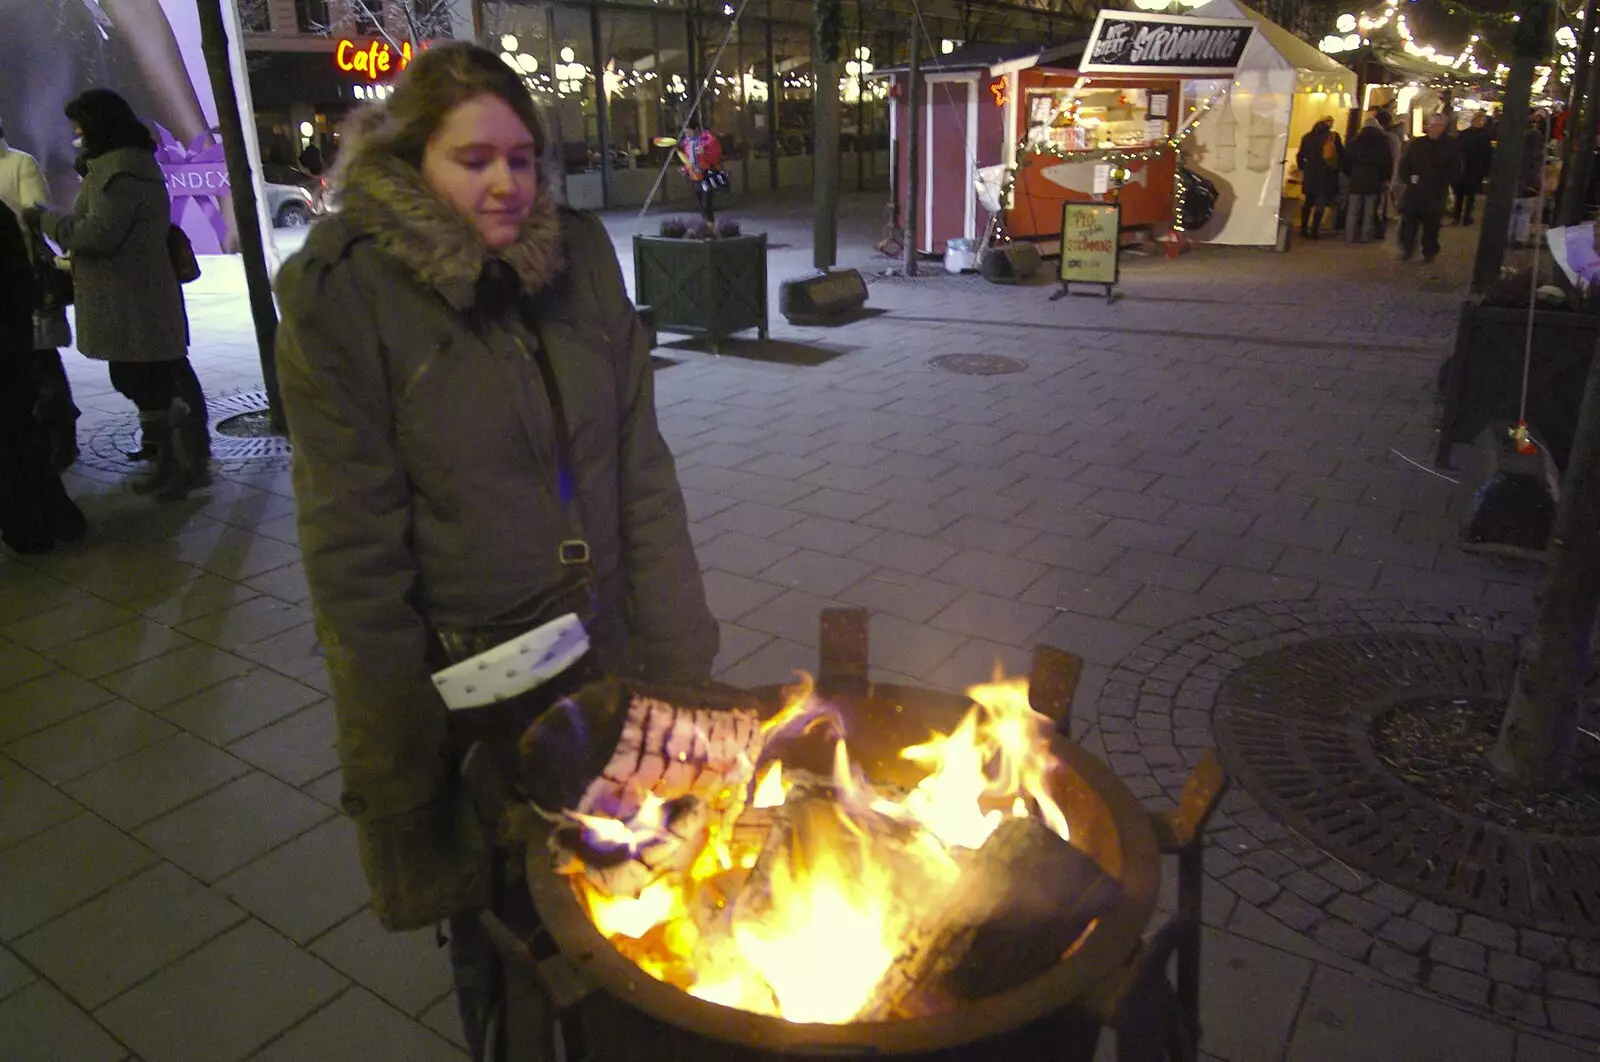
<box><xmin>274</xmin><ymin>43</ymin><xmax>718</xmax><ymax>1057</ymax></box>
<box><xmin>1295</xmin><ymin>116</ymin><xmax>1344</xmax><ymax>239</ymax></box>
<box><xmin>24</xmin><ymin>88</ymin><xmax>210</xmax><ymax>500</ymax></box>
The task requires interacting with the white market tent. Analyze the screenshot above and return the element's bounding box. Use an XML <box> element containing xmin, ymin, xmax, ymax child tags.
<box><xmin>1181</xmin><ymin>0</ymin><xmax>1358</xmax><ymax>245</ymax></box>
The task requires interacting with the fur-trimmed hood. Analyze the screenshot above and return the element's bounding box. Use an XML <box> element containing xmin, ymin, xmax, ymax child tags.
<box><xmin>329</xmin><ymin>111</ymin><xmax>565</xmax><ymax>310</ymax></box>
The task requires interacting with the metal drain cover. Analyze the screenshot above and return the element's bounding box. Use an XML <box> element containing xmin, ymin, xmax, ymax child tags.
<box><xmin>928</xmin><ymin>353</ymin><xmax>1029</xmax><ymax>375</ymax></box>
<box><xmin>80</xmin><ymin>388</ymin><xmax>293</xmax><ymax>474</ymax></box>
<box><xmin>1214</xmin><ymin>633</ymin><xmax>1600</xmax><ymax>937</ymax></box>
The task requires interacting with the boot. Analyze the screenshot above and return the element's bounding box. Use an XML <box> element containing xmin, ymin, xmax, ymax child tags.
<box><xmin>130</xmin><ymin>401</ymin><xmax>185</xmax><ymax>496</ymax></box>
<box><xmin>154</xmin><ymin>398</ymin><xmax>209</xmax><ymax>502</ymax></box>
<box><xmin>1309</xmin><ymin>207</ymin><xmax>1325</xmax><ymax>239</ymax></box>
<box><xmin>122</xmin><ymin>413</ymin><xmax>163</xmax><ymax>462</ymax></box>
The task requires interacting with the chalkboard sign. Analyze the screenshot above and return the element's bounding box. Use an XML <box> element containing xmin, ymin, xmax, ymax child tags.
<box><xmin>1059</xmin><ymin>202</ymin><xmax>1121</xmax><ymax>288</ymax></box>
<box><xmin>1081</xmin><ymin>10</ymin><xmax>1253</xmax><ymax>76</ymax></box>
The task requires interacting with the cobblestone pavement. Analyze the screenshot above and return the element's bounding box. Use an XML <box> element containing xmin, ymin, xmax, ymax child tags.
<box><xmin>1</xmin><ymin>195</ymin><xmax>1595</xmax><ymax>1061</ymax></box>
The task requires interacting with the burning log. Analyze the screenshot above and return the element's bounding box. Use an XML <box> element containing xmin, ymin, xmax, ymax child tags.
<box><xmin>557</xmin><ymin>793</ymin><xmax>710</xmax><ymax>899</ymax></box>
<box><xmin>861</xmin><ymin>816</ymin><xmax>1120</xmax><ymax>1020</ymax></box>
<box><xmin>579</xmin><ymin>696</ymin><xmax>764</xmax><ymax>817</ymax></box>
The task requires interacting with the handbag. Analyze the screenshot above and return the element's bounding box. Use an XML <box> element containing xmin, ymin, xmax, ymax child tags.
<box><xmin>25</xmin><ymin>227</ymin><xmax>72</xmax><ymax>309</ymax></box>
<box><xmin>167</xmin><ymin>223</ymin><xmax>201</xmax><ymax>284</ymax></box>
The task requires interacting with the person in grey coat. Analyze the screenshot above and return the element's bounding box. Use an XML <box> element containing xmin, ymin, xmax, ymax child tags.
<box><xmin>274</xmin><ymin>44</ymin><xmax>718</xmax><ymax>1056</ymax></box>
<box><xmin>24</xmin><ymin>89</ymin><xmax>209</xmax><ymax>500</ymax></box>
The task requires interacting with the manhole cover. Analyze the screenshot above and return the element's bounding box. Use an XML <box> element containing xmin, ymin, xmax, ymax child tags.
<box><xmin>1214</xmin><ymin>633</ymin><xmax>1600</xmax><ymax>937</ymax></box>
<box><xmin>80</xmin><ymin>389</ymin><xmax>293</xmax><ymax>475</ymax></box>
<box><xmin>928</xmin><ymin>354</ymin><xmax>1029</xmax><ymax>375</ymax></box>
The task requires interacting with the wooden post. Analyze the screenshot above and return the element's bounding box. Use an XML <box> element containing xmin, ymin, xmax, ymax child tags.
<box><xmin>856</xmin><ymin>3</ymin><xmax>866</xmax><ymax>193</ymax></box>
<box><xmin>814</xmin><ymin>8</ymin><xmax>841</xmax><ymax>270</ymax></box>
<box><xmin>903</xmin><ymin>15</ymin><xmax>920</xmax><ymax>276</ymax></box>
<box><xmin>1558</xmin><ymin>7</ymin><xmax>1600</xmax><ymax>226</ymax></box>
<box><xmin>1471</xmin><ymin>0</ymin><xmax>1556</xmax><ymax>294</ymax></box>
<box><xmin>1556</xmin><ymin>0</ymin><xmax>1598</xmax><ymax>219</ymax></box>
<box><xmin>195</xmin><ymin>0</ymin><xmax>282</xmax><ymax>428</ymax></box>
<box><xmin>766</xmin><ymin>0</ymin><xmax>779</xmax><ymax>192</ymax></box>
<box><xmin>591</xmin><ymin>5</ymin><xmax>611</xmax><ymax>209</ymax></box>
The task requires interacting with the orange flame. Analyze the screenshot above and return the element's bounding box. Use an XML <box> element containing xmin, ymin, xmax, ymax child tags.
<box><xmin>563</xmin><ymin>669</ymin><xmax>1072</xmax><ymax>1023</ymax></box>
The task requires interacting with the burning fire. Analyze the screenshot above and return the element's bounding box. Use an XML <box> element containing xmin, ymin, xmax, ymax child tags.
<box><xmin>557</xmin><ymin>673</ymin><xmax>1070</xmax><ymax>1024</ymax></box>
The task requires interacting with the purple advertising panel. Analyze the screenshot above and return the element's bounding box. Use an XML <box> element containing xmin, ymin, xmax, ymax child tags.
<box><xmin>0</xmin><ymin>0</ymin><xmax>239</xmax><ymax>253</ymax></box>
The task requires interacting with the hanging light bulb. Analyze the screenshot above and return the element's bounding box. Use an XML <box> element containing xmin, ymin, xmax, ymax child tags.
<box><xmin>501</xmin><ymin>34</ymin><xmax>519</xmax><ymax>52</ymax></box>
<box><xmin>560</xmin><ymin>46</ymin><xmax>576</xmax><ymax>62</ymax></box>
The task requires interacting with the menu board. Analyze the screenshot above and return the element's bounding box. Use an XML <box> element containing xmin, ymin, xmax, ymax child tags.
<box><xmin>1059</xmin><ymin>202</ymin><xmax>1121</xmax><ymax>287</ymax></box>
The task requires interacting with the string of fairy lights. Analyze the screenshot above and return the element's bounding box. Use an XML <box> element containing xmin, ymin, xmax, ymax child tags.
<box><xmin>1319</xmin><ymin>0</ymin><xmax>1587</xmax><ymax>99</ymax></box>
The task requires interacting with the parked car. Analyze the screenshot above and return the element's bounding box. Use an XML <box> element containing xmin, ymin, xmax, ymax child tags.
<box><xmin>262</xmin><ymin>164</ymin><xmax>328</xmax><ymax>229</ymax></box>
<box><xmin>264</xmin><ymin>181</ymin><xmax>318</xmax><ymax>228</ymax></box>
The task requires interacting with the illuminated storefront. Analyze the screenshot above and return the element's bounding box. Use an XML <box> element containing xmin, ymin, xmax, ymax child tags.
<box><xmin>235</xmin><ymin>0</ymin><xmax>1065</xmax><ymax>210</ymax></box>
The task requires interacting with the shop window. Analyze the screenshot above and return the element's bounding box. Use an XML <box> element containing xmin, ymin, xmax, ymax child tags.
<box><xmin>551</xmin><ymin>6</ymin><xmax>598</xmax><ymax>173</ymax></box>
<box><xmin>239</xmin><ymin>0</ymin><xmax>272</xmax><ymax>32</ymax></box>
<box><xmin>295</xmin><ymin>0</ymin><xmax>331</xmax><ymax>33</ymax></box>
<box><xmin>1025</xmin><ymin>87</ymin><xmax>1159</xmax><ymax>153</ymax></box>
<box><xmin>352</xmin><ymin>0</ymin><xmax>387</xmax><ymax>36</ymax></box>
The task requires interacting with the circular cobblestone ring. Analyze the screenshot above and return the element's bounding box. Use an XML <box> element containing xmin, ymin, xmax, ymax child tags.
<box><xmin>1104</xmin><ymin>599</ymin><xmax>1600</xmax><ymax>1040</ymax></box>
<box><xmin>79</xmin><ymin>389</ymin><xmax>292</xmax><ymax>476</ymax></box>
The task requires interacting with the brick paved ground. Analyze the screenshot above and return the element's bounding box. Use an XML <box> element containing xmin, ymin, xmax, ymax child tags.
<box><xmin>0</xmin><ymin>194</ymin><xmax>1594</xmax><ymax>1061</ymax></box>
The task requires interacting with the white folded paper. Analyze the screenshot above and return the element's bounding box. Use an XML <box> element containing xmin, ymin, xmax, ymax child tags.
<box><xmin>430</xmin><ymin>613</ymin><xmax>590</xmax><ymax>711</ymax></box>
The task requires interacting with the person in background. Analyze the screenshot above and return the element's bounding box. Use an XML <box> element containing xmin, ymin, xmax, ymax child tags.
<box><xmin>0</xmin><ymin>200</ymin><xmax>85</xmax><ymax>554</ymax></box>
<box><xmin>0</xmin><ymin>123</ymin><xmax>48</xmax><ymax>214</ymax></box>
<box><xmin>274</xmin><ymin>44</ymin><xmax>717</xmax><ymax>1057</ymax></box>
<box><xmin>1374</xmin><ymin>109</ymin><xmax>1405</xmax><ymax>238</ymax></box>
<box><xmin>1397</xmin><ymin>112</ymin><xmax>1462</xmax><ymax>263</ymax></box>
<box><xmin>1343</xmin><ymin>116</ymin><xmax>1394</xmax><ymax>244</ymax></box>
<box><xmin>1</xmin><ymin>120</ymin><xmax>78</xmax><ymax>472</ymax></box>
<box><xmin>1510</xmin><ymin>116</ymin><xmax>1548</xmax><ymax>246</ymax></box>
<box><xmin>24</xmin><ymin>88</ymin><xmax>209</xmax><ymax>500</ymax></box>
<box><xmin>299</xmin><ymin>138</ymin><xmax>324</xmax><ymax>175</ymax></box>
<box><xmin>1296</xmin><ymin>116</ymin><xmax>1343</xmax><ymax>240</ymax></box>
<box><xmin>679</xmin><ymin>116</ymin><xmax>722</xmax><ymax>224</ymax></box>
<box><xmin>1453</xmin><ymin>112</ymin><xmax>1493</xmax><ymax>226</ymax></box>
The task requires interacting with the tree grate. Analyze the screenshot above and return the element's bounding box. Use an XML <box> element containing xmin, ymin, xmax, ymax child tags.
<box><xmin>79</xmin><ymin>389</ymin><xmax>293</xmax><ymax>475</ymax></box>
<box><xmin>1214</xmin><ymin>633</ymin><xmax>1600</xmax><ymax>938</ymax></box>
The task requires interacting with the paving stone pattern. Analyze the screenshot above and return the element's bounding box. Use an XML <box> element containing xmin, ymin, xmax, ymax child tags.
<box><xmin>0</xmin><ymin>200</ymin><xmax>1590</xmax><ymax>1061</ymax></box>
<box><xmin>1103</xmin><ymin>596</ymin><xmax>1600</xmax><ymax>1040</ymax></box>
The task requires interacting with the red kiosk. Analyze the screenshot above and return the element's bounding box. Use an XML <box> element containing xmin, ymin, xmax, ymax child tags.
<box><xmin>879</xmin><ymin>15</ymin><xmax>1252</xmax><ymax>257</ymax></box>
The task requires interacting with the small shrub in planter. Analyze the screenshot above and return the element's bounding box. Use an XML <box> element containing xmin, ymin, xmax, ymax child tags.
<box><xmin>716</xmin><ymin>219</ymin><xmax>742</xmax><ymax>239</ymax></box>
<box><xmin>688</xmin><ymin>221</ymin><xmax>716</xmax><ymax>240</ymax></box>
<box><xmin>659</xmin><ymin>218</ymin><xmax>688</xmax><ymax>239</ymax></box>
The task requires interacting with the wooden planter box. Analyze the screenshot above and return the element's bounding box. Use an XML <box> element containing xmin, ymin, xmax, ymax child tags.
<box><xmin>1436</xmin><ymin>300</ymin><xmax>1600</xmax><ymax>470</ymax></box>
<box><xmin>633</xmin><ymin>233</ymin><xmax>769</xmax><ymax>354</ymax></box>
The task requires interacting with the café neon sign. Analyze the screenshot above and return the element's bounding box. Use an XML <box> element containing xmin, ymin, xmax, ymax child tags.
<box><xmin>335</xmin><ymin>38</ymin><xmax>415</xmax><ymax>80</ymax></box>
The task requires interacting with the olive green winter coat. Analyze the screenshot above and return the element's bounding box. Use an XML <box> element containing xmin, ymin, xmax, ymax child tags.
<box><xmin>275</xmin><ymin>138</ymin><xmax>717</xmax><ymax>929</ymax></box>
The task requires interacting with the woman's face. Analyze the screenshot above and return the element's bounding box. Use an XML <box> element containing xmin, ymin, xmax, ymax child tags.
<box><xmin>420</xmin><ymin>93</ymin><xmax>538</xmax><ymax>250</ymax></box>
